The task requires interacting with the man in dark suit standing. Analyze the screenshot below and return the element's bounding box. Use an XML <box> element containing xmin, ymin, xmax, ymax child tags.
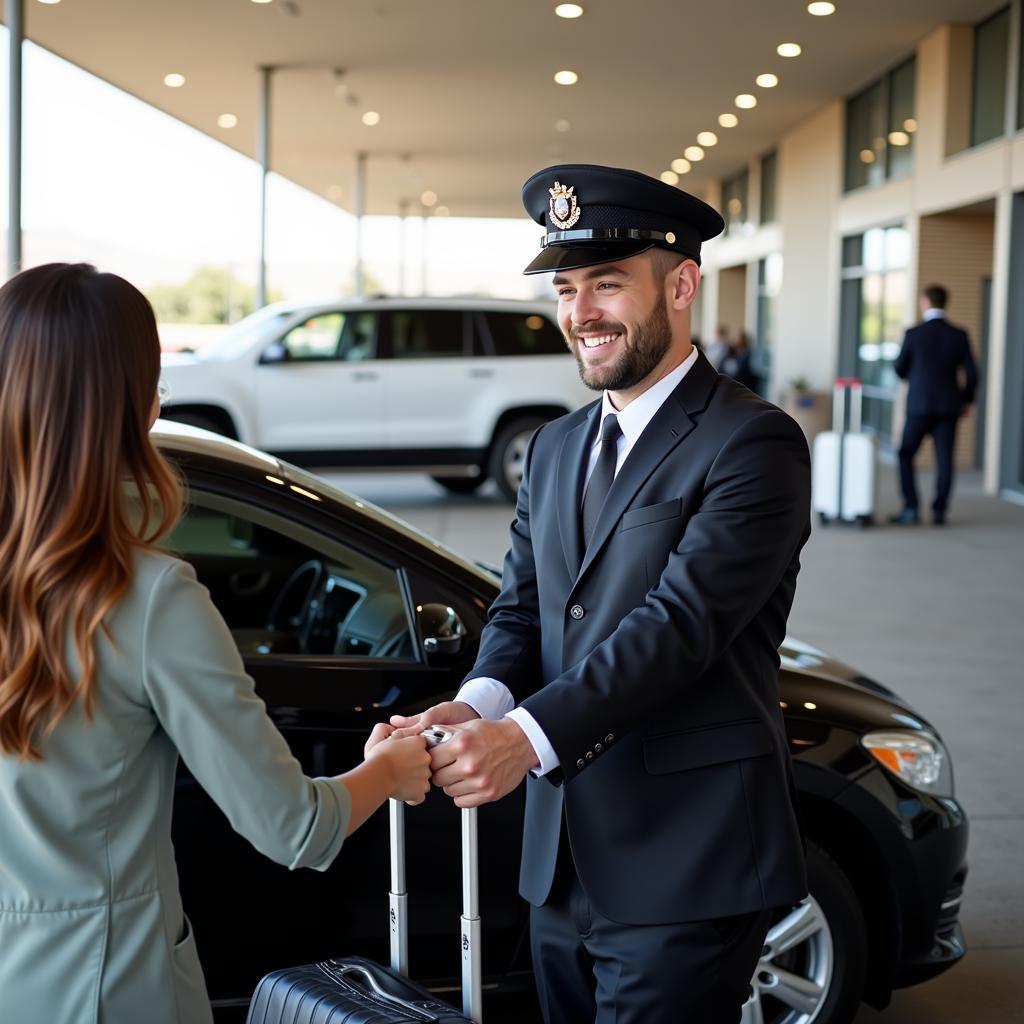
<box><xmin>890</xmin><ymin>284</ymin><xmax>978</xmax><ymax>526</ymax></box>
<box><xmin>385</xmin><ymin>165</ymin><xmax>811</xmax><ymax>1023</ymax></box>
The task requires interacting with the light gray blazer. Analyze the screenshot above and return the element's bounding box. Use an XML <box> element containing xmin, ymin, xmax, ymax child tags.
<box><xmin>0</xmin><ymin>551</ymin><xmax>352</xmax><ymax>1024</ymax></box>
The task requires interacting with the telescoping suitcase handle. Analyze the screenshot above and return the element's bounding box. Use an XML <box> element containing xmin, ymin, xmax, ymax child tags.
<box><xmin>389</xmin><ymin>798</ymin><xmax>482</xmax><ymax>1023</ymax></box>
<box><xmin>832</xmin><ymin>377</ymin><xmax>863</xmax><ymax>435</ymax></box>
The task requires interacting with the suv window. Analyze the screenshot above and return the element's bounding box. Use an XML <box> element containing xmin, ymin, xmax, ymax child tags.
<box><xmin>390</xmin><ymin>310</ymin><xmax>465</xmax><ymax>359</ymax></box>
<box><xmin>275</xmin><ymin>311</ymin><xmax>378</xmax><ymax>363</ymax></box>
<box><xmin>483</xmin><ymin>311</ymin><xmax>566</xmax><ymax>356</ymax></box>
<box><xmin>164</xmin><ymin>491</ymin><xmax>415</xmax><ymax>661</ymax></box>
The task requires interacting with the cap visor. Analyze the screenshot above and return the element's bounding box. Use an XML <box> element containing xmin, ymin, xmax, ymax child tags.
<box><xmin>522</xmin><ymin>240</ymin><xmax>656</xmax><ymax>275</ymax></box>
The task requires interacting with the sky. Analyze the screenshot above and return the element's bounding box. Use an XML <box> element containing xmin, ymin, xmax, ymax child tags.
<box><xmin>0</xmin><ymin>28</ymin><xmax>547</xmax><ymax>306</ymax></box>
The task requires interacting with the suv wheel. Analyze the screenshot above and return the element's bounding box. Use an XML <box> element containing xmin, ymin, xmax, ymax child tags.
<box><xmin>488</xmin><ymin>416</ymin><xmax>547</xmax><ymax>502</ymax></box>
<box><xmin>431</xmin><ymin>473</ymin><xmax>486</xmax><ymax>495</ymax></box>
<box><xmin>742</xmin><ymin>842</ymin><xmax>866</xmax><ymax>1024</ymax></box>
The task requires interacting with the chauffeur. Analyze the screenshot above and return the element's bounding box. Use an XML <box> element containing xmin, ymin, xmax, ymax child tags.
<box><xmin>385</xmin><ymin>164</ymin><xmax>812</xmax><ymax>1023</ymax></box>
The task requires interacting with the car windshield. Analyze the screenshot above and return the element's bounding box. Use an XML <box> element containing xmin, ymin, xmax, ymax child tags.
<box><xmin>194</xmin><ymin>305</ymin><xmax>294</xmax><ymax>362</ymax></box>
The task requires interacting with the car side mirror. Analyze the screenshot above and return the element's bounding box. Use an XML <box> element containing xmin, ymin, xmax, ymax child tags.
<box><xmin>418</xmin><ymin>603</ymin><xmax>466</xmax><ymax>657</ymax></box>
<box><xmin>260</xmin><ymin>341</ymin><xmax>291</xmax><ymax>365</ymax></box>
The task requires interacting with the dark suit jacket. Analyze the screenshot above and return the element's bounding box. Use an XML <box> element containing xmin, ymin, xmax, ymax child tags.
<box><xmin>467</xmin><ymin>351</ymin><xmax>811</xmax><ymax>926</ymax></box>
<box><xmin>894</xmin><ymin>317</ymin><xmax>978</xmax><ymax>417</ymax></box>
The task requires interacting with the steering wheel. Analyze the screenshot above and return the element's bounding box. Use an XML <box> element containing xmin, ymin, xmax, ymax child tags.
<box><xmin>265</xmin><ymin>559</ymin><xmax>326</xmax><ymax>644</ymax></box>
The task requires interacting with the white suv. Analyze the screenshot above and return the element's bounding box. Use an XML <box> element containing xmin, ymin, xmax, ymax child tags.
<box><xmin>159</xmin><ymin>297</ymin><xmax>591</xmax><ymax>500</ymax></box>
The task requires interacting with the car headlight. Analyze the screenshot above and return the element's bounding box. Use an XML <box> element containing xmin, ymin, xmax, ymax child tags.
<box><xmin>861</xmin><ymin>730</ymin><xmax>954</xmax><ymax>797</ymax></box>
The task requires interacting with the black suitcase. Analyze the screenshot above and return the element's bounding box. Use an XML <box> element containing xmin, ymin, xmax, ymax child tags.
<box><xmin>246</xmin><ymin>800</ymin><xmax>481</xmax><ymax>1024</ymax></box>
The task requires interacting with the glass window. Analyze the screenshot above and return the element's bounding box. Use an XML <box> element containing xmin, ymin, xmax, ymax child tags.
<box><xmin>972</xmin><ymin>6</ymin><xmax>1010</xmax><ymax>147</ymax></box>
<box><xmin>844</xmin><ymin>57</ymin><xmax>916</xmax><ymax>192</ymax></box>
<box><xmin>483</xmin><ymin>312</ymin><xmax>566</xmax><ymax>356</ymax></box>
<box><xmin>277</xmin><ymin>312</ymin><xmax>345</xmax><ymax>361</ymax></box>
<box><xmin>754</xmin><ymin>254</ymin><xmax>782</xmax><ymax>396</ymax></box>
<box><xmin>337</xmin><ymin>311</ymin><xmax>378</xmax><ymax>361</ymax></box>
<box><xmin>759</xmin><ymin>150</ymin><xmax>778</xmax><ymax>225</ymax></box>
<box><xmin>165</xmin><ymin>492</ymin><xmax>416</xmax><ymax>661</ymax></box>
<box><xmin>721</xmin><ymin>169</ymin><xmax>749</xmax><ymax>233</ymax></box>
<box><xmin>390</xmin><ymin>310</ymin><xmax>465</xmax><ymax>359</ymax></box>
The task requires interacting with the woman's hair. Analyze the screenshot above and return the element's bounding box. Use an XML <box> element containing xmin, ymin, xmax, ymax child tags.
<box><xmin>0</xmin><ymin>263</ymin><xmax>182</xmax><ymax>760</ymax></box>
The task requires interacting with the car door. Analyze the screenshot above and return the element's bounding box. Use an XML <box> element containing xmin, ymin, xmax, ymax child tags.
<box><xmin>254</xmin><ymin>309</ymin><xmax>384</xmax><ymax>453</ymax></box>
<box><xmin>163</xmin><ymin>479</ymin><xmax>525</xmax><ymax>1011</ymax></box>
<box><xmin>379</xmin><ymin>308</ymin><xmax>484</xmax><ymax>449</ymax></box>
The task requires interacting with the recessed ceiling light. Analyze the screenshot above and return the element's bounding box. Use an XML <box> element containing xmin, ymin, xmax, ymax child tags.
<box><xmin>217</xmin><ymin>113</ymin><xmax>238</xmax><ymax>128</ymax></box>
<box><xmin>671</xmin><ymin>158</ymin><xmax>692</xmax><ymax>174</ymax></box>
<box><xmin>697</xmin><ymin>131</ymin><xmax>718</xmax><ymax>147</ymax></box>
<box><xmin>777</xmin><ymin>42</ymin><xmax>802</xmax><ymax>57</ymax></box>
<box><xmin>660</xmin><ymin>170</ymin><xmax>680</xmax><ymax>185</ymax></box>
<box><xmin>859</xmin><ymin>148</ymin><xmax>875</xmax><ymax>164</ymax></box>
<box><xmin>904</xmin><ymin>117</ymin><xmax>918</xmax><ymax>133</ymax></box>
<box><xmin>163</xmin><ymin>73</ymin><xmax>186</xmax><ymax>88</ymax></box>
<box><xmin>684</xmin><ymin>145</ymin><xmax>705</xmax><ymax>161</ymax></box>
<box><xmin>888</xmin><ymin>130</ymin><xmax>910</xmax><ymax>146</ymax></box>
<box><xmin>420</xmin><ymin>190</ymin><xmax>438</xmax><ymax>207</ymax></box>
<box><xmin>361</xmin><ymin>111</ymin><xmax>381</xmax><ymax>126</ymax></box>
<box><xmin>434</xmin><ymin>205</ymin><xmax>451</xmax><ymax>217</ymax></box>
<box><xmin>735</xmin><ymin>93</ymin><xmax>758</xmax><ymax>109</ymax></box>
<box><xmin>251</xmin><ymin>0</ymin><xmax>274</xmax><ymax>4</ymax></box>
<box><xmin>555</xmin><ymin>3</ymin><xmax>584</xmax><ymax>17</ymax></box>
<box><xmin>718</xmin><ymin>113</ymin><xmax>739</xmax><ymax>128</ymax></box>
<box><xmin>756</xmin><ymin>73</ymin><xmax>779</xmax><ymax>88</ymax></box>
<box><xmin>554</xmin><ymin>118</ymin><xmax>572</xmax><ymax>133</ymax></box>
<box><xmin>554</xmin><ymin>70</ymin><xmax>579</xmax><ymax>86</ymax></box>
<box><xmin>37</xmin><ymin>0</ymin><xmax>63</xmax><ymax>5</ymax></box>
<box><xmin>327</xmin><ymin>185</ymin><xmax>343</xmax><ymax>201</ymax></box>
<box><xmin>807</xmin><ymin>2</ymin><xmax>835</xmax><ymax>15</ymax></box>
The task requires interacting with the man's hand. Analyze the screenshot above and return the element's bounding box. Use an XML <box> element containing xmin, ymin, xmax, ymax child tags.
<box><xmin>428</xmin><ymin>718</ymin><xmax>538</xmax><ymax>809</ymax></box>
<box><xmin>389</xmin><ymin>700</ymin><xmax>480</xmax><ymax>736</ymax></box>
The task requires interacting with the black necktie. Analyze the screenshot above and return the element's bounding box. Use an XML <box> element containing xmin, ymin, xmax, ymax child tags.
<box><xmin>581</xmin><ymin>414</ymin><xmax>622</xmax><ymax>549</ymax></box>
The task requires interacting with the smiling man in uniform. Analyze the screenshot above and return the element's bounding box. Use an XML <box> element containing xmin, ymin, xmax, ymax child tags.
<box><xmin>388</xmin><ymin>164</ymin><xmax>812</xmax><ymax>1023</ymax></box>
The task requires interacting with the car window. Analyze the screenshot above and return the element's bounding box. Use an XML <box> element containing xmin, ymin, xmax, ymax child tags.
<box><xmin>278</xmin><ymin>312</ymin><xmax>345</xmax><ymax>361</ymax></box>
<box><xmin>390</xmin><ymin>310</ymin><xmax>465</xmax><ymax>359</ymax></box>
<box><xmin>483</xmin><ymin>311</ymin><xmax>566</xmax><ymax>356</ymax></box>
<box><xmin>163</xmin><ymin>491</ymin><xmax>417</xmax><ymax>661</ymax></box>
<box><xmin>337</xmin><ymin>311</ymin><xmax>378</xmax><ymax>361</ymax></box>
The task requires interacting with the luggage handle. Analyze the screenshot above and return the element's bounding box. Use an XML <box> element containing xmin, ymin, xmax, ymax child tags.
<box><xmin>832</xmin><ymin>378</ymin><xmax>863</xmax><ymax>434</ymax></box>
<box><xmin>319</xmin><ymin>961</ymin><xmax>440</xmax><ymax>1022</ymax></box>
<box><xmin>389</xmin><ymin>799</ymin><xmax>482</xmax><ymax>1022</ymax></box>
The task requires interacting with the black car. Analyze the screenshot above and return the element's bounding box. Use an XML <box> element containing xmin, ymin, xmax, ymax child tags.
<box><xmin>156</xmin><ymin>422</ymin><xmax>968</xmax><ymax>1024</ymax></box>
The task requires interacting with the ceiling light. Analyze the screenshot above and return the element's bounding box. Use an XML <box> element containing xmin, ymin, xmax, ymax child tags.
<box><xmin>718</xmin><ymin>113</ymin><xmax>739</xmax><ymax>128</ymax></box>
<box><xmin>555</xmin><ymin>3</ymin><xmax>584</xmax><ymax>17</ymax></box>
<box><xmin>434</xmin><ymin>205</ymin><xmax>451</xmax><ymax>217</ymax></box>
<box><xmin>684</xmin><ymin>145</ymin><xmax>705</xmax><ymax>161</ymax></box>
<box><xmin>163</xmin><ymin>73</ymin><xmax>186</xmax><ymax>88</ymax></box>
<box><xmin>697</xmin><ymin>131</ymin><xmax>718</xmax><ymax>147</ymax></box>
<box><xmin>217</xmin><ymin>113</ymin><xmax>238</xmax><ymax>129</ymax></box>
<box><xmin>327</xmin><ymin>185</ymin><xmax>343</xmax><ymax>201</ymax></box>
<box><xmin>807</xmin><ymin>2</ymin><xmax>836</xmax><ymax>14</ymax></box>
<box><xmin>671</xmin><ymin>158</ymin><xmax>692</xmax><ymax>174</ymax></box>
<box><xmin>859</xmin><ymin>148</ymin><xmax>875</xmax><ymax>164</ymax></box>
<box><xmin>904</xmin><ymin>117</ymin><xmax>918</xmax><ymax>133</ymax></box>
<box><xmin>756</xmin><ymin>73</ymin><xmax>779</xmax><ymax>88</ymax></box>
<box><xmin>735</xmin><ymin>93</ymin><xmax>757</xmax><ymax>109</ymax></box>
<box><xmin>37</xmin><ymin>0</ymin><xmax>63</xmax><ymax>5</ymax></box>
<box><xmin>888</xmin><ymin>130</ymin><xmax>910</xmax><ymax>146</ymax></box>
<box><xmin>420</xmin><ymin>190</ymin><xmax>438</xmax><ymax>207</ymax></box>
<box><xmin>361</xmin><ymin>111</ymin><xmax>381</xmax><ymax>126</ymax></box>
<box><xmin>554</xmin><ymin>118</ymin><xmax>572</xmax><ymax>133</ymax></box>
<box><xmin>251</xmin><ymin>0</ymin><xmax>274</xmax><ymax>4</ymax></box>
<box><xmin>660</xmin><ymin>170</ymin><xmax>680</xmax><ymax>185</ymax></box>
<box><xmin>554</xmin><ymin>70</ymin><xmax>579</xmax><ymax>85</ymax></box>
<box><xmin>777</xmin><ymin>42</ymin><xmax>802</xmax><ymax>57</ymax></box>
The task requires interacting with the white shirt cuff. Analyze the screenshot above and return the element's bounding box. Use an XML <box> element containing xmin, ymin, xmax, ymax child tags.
<box><xmin>506</xmin><ymin>708</ymin><xmax>561</xmax><ymax>777</ymax></box>
<box><xmin>455</xmin><ymin>677</ymin><xmax>515</xmax><ymax>721</ymax></box>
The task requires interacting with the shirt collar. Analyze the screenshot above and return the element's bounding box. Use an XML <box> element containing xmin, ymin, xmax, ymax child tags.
<box><xmin>594</xmin><ymin>346</ymin><xmax>699</xmax><ymax>449</ymax></box>
<box><xmin>923</xmin><ymin>308</ymin><xmax>945</xmax><ymax>321</ymax></box>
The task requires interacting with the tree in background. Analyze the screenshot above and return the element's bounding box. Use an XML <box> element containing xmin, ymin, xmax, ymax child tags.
<box><xmin>147</xmin><ymin>267</ymin><xmax>281</xmax><ymax>324</ymax></box>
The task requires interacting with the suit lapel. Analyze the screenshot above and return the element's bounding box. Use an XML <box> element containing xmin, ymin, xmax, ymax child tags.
<box><xmin>556</xmin><ymin>404</ymin><xmax>600</xmax><ymax>579</ymax></box>
<box><xmin>575</xmin><ymin>352</ymin><xmax>719</xmax><ymax>583</ymax></box>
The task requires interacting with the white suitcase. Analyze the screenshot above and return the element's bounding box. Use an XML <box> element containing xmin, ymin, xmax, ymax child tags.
<box><xmin>812</xmin><ymin>380</ymin><xmax>876</xmax><ymax>527</ymax></box>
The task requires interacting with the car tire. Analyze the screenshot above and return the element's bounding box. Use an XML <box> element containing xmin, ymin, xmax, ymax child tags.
<box><xmin>431</xmin><ymin>473</ymin><xmax>486</xmax><ymax>495</ymax></box>
<box><xmin>163</xmin><ymin>410</ymin><xmax>224</xmax><ymax>436</ymax></box>
<box><xmin>488</xmin><ymin>416</ymin><xmax>547</xmax><ymax>502</ymax></box>
<box><xmin>743</xmin><ymin>841</ymin><xmax>867</xmax><ymax>1024</ymax></box>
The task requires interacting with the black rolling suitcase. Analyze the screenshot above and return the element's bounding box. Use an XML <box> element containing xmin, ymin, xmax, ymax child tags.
<box><xmin>245</xmin><ymin>800</ymin><xmax>482</xmax><ymax>1024</ymax></box>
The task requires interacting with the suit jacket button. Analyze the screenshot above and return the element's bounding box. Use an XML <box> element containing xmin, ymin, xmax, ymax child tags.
<box><xmin>595</xmin><ymin>743</ymin><xmax>603</xmax><ymax>753</ymax></box>
<box><xmin>570</xmin><ymin>604</ymin><xmax>585</xmax><ymax>620</ymax></box>
<box><xmin>586</xmin><ymin>751</ymin><xmax>594</xmax><ymax>761</ymax></box>
<box><xmin>576</xmin><ymin>758</ymin><xmax>585</xmax><ymax>770</ymax></box>
<box><xmin>605</xmin><ymin>734</ymin><xmax>614</xmax><ymax>744</ymax></box>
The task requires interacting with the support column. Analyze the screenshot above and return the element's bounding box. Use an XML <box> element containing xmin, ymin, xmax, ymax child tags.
<box><xmin>256</xmin><ymin>65</ymin><xmax>272</xmax><ymax>308</ymax></box>
<box><xmin>397</xmin><ymin>197</ymin><xmax>409</xmax><ymax>296</ymax></box>
<box><xmin>8</xmin><ymin>0</ymin><xmax>24</xmax><ymax>278</ymax></box>
<box><xmin>420</xmin><ymin>211</ymin><xmax>428</xmax><ymax>296</ymax></box>
<box><xmin>354</xmin><ymin>151</ymin><xmax>367</xmax><ymax>297</ymax></box>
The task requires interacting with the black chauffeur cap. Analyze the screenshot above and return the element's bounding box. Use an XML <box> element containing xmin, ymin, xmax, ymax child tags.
<box><xmin>522</xmin><ymin>163</ymin><xmax>724</xmax><ymax>275</ymax></box>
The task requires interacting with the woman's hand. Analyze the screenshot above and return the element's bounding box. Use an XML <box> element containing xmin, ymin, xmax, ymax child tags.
<box><xmin>367</xmin><ymin>733</ymin><xmax>432</xmax><ymax>804</ymax></box>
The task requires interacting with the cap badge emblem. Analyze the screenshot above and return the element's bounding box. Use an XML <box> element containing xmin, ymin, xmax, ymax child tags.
<box><xmin>549</xmin><ymin>181</ymin><xmax>581</xmax><ymax>230</ymax></box>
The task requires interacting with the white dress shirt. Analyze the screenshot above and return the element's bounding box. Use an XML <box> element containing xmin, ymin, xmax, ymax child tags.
<box><xmin>456</xmin><ymin>346</ymin><xmax>700</xmax><ymax>774</ymax></box>
<box><xmin>923</xmin><ymin>308</ymin><xmax>945</xmax><ymax>321</ymax></box>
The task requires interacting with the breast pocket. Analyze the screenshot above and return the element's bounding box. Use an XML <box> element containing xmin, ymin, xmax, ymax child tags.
<box><xmin>620</xmin><ymin>498</ymin><xmax>682</xmax><ymax>532</ymax></box>
<box><xmin>642</xmin><ymin>720</ymin><xmax>774</xmax><ymax>775</ymax></box>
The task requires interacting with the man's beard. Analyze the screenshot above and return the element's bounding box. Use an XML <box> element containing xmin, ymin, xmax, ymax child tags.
<box><xmin>569</xmin><ymin>294</ymin><xmax>673</xmax><ymax>392</ymax></box>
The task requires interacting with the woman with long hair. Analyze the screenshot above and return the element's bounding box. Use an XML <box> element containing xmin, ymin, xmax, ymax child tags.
<box><xmin>0</xmin><ymin>263</ymin><xmax>431</xmax><ymax>1024</ymax></box>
